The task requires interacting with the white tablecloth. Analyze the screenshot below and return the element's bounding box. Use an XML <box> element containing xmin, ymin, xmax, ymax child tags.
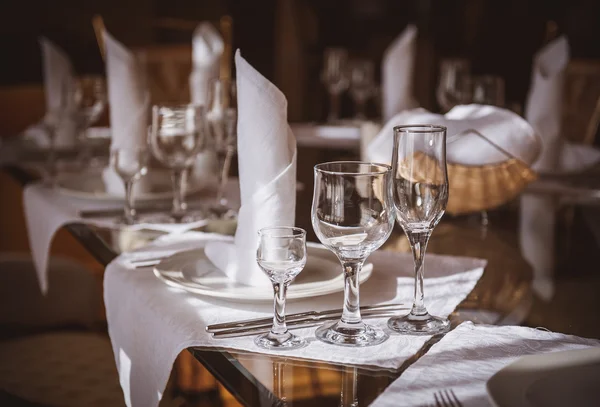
<box><xmin>370</xmin><ymin>322</ymin><xmax>600</xmax><ymax>407</ymax></box>
<box><xmin>103</xmin><ymin>233</ymin><xmax>486</xmax><ymax>407</ymax></box>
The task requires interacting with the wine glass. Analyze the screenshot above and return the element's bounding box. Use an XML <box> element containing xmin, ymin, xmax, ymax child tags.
<box><xmin>73</xmin><ymin>75</ymin><xmax>107</xmax><ymax>168</ymax></box>
<box><xmin>110</xmin><ymin>148</ymin><xmax>149</xmax><ymax>225</ymax></box>
<box><xmin>465</xmin><ymin>75</ymin><xmax>505</xmax><ymax>107</ymax></box>
<box><xmin>321</xmin><ymin>48</ymin><xmax>350</xmax><ymax>123</ymax></box>
<box><xmin>206</xmin><ymin>78</ymin><xmax>237</xmax><ymax>218</ymax></box>
<box><xmin>349</xmin><ymin>59</ymin><xmax>376</xmax><ymax>120</ymax></box>
<box><xmin>388</xmin><ymin>125</ymin><xmax>450</xmax><ymax>335</ymax></box>
<box><xmin>436</xmin><ymin>58</ymin><xmax>471</xmax><ymax>112</ymax></box>
<box><xmin>255</xmin><ymin>226</ymin><xmax>307</xmax><ymax>350</ymax></box>
<box><xmin>149</xmin><ymin>104</ymin><xmax>207</xmax><ymax>223</ymax></box>
<box><xmin>311</xmin><ymin>162</ymin><xmax>395</xmax><ymax>346</ymax></box>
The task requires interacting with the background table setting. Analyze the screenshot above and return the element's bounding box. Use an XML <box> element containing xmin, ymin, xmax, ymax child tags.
<box><xmin>1</xmin><ymin>4</ymin><xmax>600</xmax><ymax>407</ymax></box>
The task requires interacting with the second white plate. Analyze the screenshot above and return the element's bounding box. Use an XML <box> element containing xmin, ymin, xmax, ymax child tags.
<box><xmin>153</xmin><ymin>244</ymin><xmax>373</xmax><ymax>302</ymax></box>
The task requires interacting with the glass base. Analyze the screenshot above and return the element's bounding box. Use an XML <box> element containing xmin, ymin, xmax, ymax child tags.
<box><xmin>387</xmin><ymin>312</ymin><xmax>450</xmax><ymax>336</ymax></box>
<box><xmin>254</xmin><ymin>331</ymin><xmax>307</xmax><ymax>350</ymax></box>
<box><xmin>315</xmin><ymin>321</ymin><xmax>388</xmax><ymax>347</ymax></box>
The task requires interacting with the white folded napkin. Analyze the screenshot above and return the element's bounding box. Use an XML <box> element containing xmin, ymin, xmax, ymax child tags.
<box><xmin>365</xmin><ymin>104</ymin><xmax>540</xmax><ymax>166</ymax></box>
<box><xmin>370</xmin><ymin>322</ymin><xmax>600</xmax><ymax>407</ymax></box>
<box><xmin>189</xmin><ymin>22</ymin><xmax>224</xmax><ymax>105</ymax></box>
<box><xmin>24</xmin><ymin>38</ymin><xmax>77</xmax><ymax>148</ymax></box>
<box><xmin>204</xmin><ymin>50</ymin><xmax>297</xmax><ymax>288</ymax></box>
<box><xmin>102</xmin><ymin>31</ymin><xmax>152</xmax><ymax>198</ymax></box>
<box><xmin>22</xmin><ymin>180</ymin><xmax>240</xmax><ymax>293</ymax></box>
<box><xmin>381</xmin><ymin>25</ymin><xmax>419</xmax><ymax>122</ymax></box>
<box><xmin>104</xmin><ymin>232</ymin><xmax>485</xmax><ymax>407</ymax></box>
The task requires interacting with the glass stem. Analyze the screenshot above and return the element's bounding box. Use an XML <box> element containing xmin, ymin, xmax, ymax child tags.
<box><xmin>124</xmin><ymin>180</ymin><xmax>136</xmax><ymax>224</ymax></box>
<box><xmin>340</xmin><ymin>259</ymin><xmax>364</xmax><ymax>325</ymax></box>
<box><xmin>340</xmin><ymin>367</ymin><xmax>358</xmax><ymax>407</ymax></box>
<box><xmin>407</xmin><ymin>230</ymin><xmax>432</xmax><ymax>316</ymax></box>
<box><xmin>171</xmin><ymin>169</ymin><xmax>186</xmax><ymax>220</ymax></box>
<box><xmin>216</xmin><ymin>148</ymin><xmax>233</xmax><ymax>205</ymax></box>
<box><xmin>328</xmin><ymin>92</ymin><xmax>341</xmax><ymax>122</ymax></box>
<box><xmin>271</xmin><ymin>282</ymin><xmax>288</xmax><ymax>335</ymax></box>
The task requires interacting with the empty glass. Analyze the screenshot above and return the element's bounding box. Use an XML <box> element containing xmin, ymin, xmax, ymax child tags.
<box><xmin>255</xmin><ymin>226</ymin><xmax>307</xmax><ymax>350</ymax></box>
<box><xmin>464</xmin><ymin>75</ymin><xmax>505</xmax><ymax>107</ymax></box>
<box><xmin>73</xmin><ymin>75</ymin><xmax>107</xmax><ymax>167</ymax></box>
<box><xmin>149</xmin><ymin>104</ymin><xmax>206</xmax><ymax>223</ymax></box>
<box><xmin>321</xmin><ymin>48</ymin><xmax>350</xmax><ymax>122</ymax></box>
<box><xmin>388</xmin><ymin>125</ymin><xmax>450</xmax><ymax>335</ymax></box>
<box><xmin>436</xmin><ymin>58</ymin><xmax>471</xmax><ymax>112</ymax></box>
<box><xmin>312</xmin><ymin>162</ymin><xmax>395</xmax><ymax>346</ymax></box>
<box><xmin>110</xmin><ymin>148</ymin><xmax>149</xmax><ymax>225</ymax></box>
<box><xmin>206</xmin><ymin>78</ymin><xmax>237</xmax><ymax>218</ymax></box>
<box><xmin>349</xmin><ymin>59</ymin><xmax>376</xmax><ymax>120</ymax></box>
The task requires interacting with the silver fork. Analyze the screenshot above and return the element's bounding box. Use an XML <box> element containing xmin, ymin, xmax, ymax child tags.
<box><xmin>434</xmin><ymin>389</ymin><xmax>462</xmax><ymax>407</ymax></box>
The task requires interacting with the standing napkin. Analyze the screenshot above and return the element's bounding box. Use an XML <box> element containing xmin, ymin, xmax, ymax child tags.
<box><xmin>381</xmin><ymin>24</ymin><xmax>419</xmax><ymax>122</ymax></box>
<box><xmin>24</xmin><ymin>38</ymin><xmax>77</xmax><ymax>148</ymax></box>
<box><xmin>365</xmin><ymin>104</ymin><xmax>540</xmax><ymax>166</ymax></box>
<box><xmin>204</xmin><ymin>50</ymin><xmax>297</xmax><ymax>288</ymax></box>
<box><xmin>370</xmin><ymin>322</ymin><xmax>600</xmax><ymax>407</ymax></box>
<box><xmin>189</xmin><ymin>22</ymin><xmax>224</xmax><ymax>105</ymax></box>
<box><xmin>101</xmin><ymin>31</ymin><xmax>151</xmax><ymax>197</ymax></box>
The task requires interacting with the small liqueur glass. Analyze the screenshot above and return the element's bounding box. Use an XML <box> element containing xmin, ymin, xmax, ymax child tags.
<box><xmin>110</xmin><ymin>148</ymin><xmax>150</xmax><ymax>225</ymax></box>
<box><xmin>255</xmin><ymin>226</ymin><xmax>308</xmax><ymax>350</ymax></box>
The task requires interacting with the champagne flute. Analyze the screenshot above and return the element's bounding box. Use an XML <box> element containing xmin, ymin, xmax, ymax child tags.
<box><xmin>321</xmin><ymin>48</ymin><xmax>350</xmax><ymax>123</ymax></box>
<box><xmin>73</xmin><ymin>75</ymin><xmax>107</xmax><ymax>168</ymax></box>
<box><xmin>255</xmin><ymin>226</ymin><xmax>307</xmax><ymax>350</ymax></box>
<box><xmin>311</xmin><ymin>162</ymin><xmax>395</xmax><ymax>346</ymax></box>
<box><xmin>149</xmin><ymin>104</ymin><xmax>207</xmax><ymax>223</ymax></box>
<box><xmin>388</xmin><ymin>125</ymin><xmax>449</xmax><ymax>335</ymax></box>
<box><xmin>110</xmin><ymin>148</ymin><xmax>149</xmax><ymax>225</ymax></box>
<box><xmin>206</xmin><ymin>78</ymin><xmax>237</xmax><ymax>218</ymax></box>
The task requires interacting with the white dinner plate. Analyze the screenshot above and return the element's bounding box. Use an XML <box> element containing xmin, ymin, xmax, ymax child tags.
<box><xmin>153</xmin><ymin>244</ymin><xmax>373</xmax><ymax>302</ymax></box>
<box><xmin>56</xmin><ymin>170</ymin><xmax>206</xmax><ymax>202</ymax></box>
<box><xmin>487</xmin><ymin>347</ymin><xmax>600</xmax><ymax>407</ymax></box>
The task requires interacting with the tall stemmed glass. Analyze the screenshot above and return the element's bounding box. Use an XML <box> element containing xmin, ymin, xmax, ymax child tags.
<box><xmin>349</xmin><ymin>59</ymin><xmax>376</xmax><ymax>120</ymax></box>
<box><xmin>321</xmin><ymin>48</ymin><xmax>349</xmax><ymax>123</ymax></box>
<box><xmin>149</xmin><ymin>104</ymin><xmax>206</xmax><ymax>223</ymax></box>
<box><xmin>206</xmin><ymin>78</ymin><xmax>237</xmax><ymax>217</ymax></box>
<box><xmin>436</xmin><ymin>58</ymin><xmax>471</xmax><ymax>112</ymax></box>
<box><xmin>312</xmin><ymin>162</ymin><xmax>395</xmax><ymax>346</ymax></box>
<box><xmin>73</xmin><ymin>75</ymin><xmax>107</xmax><ymax>168</ymax></box>
<box><xmin>110</xmin><ymin>148</ymin><xmax>149</xmax><ymax>225</ymax></box>
<box><xmin>388</xmin><ymin>125</ymin><xmax>450</xmax><ymax>335</ymax></box>
<box><xmin>255</xmin><ymin>226</ymin><xmax>307</xmax><ymax>350</ymax></box>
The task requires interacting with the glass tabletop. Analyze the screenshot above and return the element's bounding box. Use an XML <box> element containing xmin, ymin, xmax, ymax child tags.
<box><xmin>3</xmin><ymin>164</ymin><xmax>600</xmax><ymax>406</ymax></box>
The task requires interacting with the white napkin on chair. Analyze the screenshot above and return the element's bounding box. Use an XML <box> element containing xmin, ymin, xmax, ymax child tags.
<box><xmin>24</xmin><ymin>38</ymin><xmax>77</xmax><ymax>148</ymax></box>
<box><xmin>381</xmin><ymin>24</ymin><xmax>419</xmax><ymax>122</ymax></box>
<box><xmin>204</xmin><ymin>50</ymin><xmax>297</xmax><ymax>288</ymax></box>
<box><xmin>101</xmin><ymin>31</ymin><xmax>152</xmax><ymax>198</ymax></box>
<box><xmin>365</xmin><ymin>104</ymin><xmax>540</xmax><ymax>166</ymax></box>
<box><xmin>189</xmin><ymin>22</ymin><xmax>224</xmax><ymax>106</ymax></box>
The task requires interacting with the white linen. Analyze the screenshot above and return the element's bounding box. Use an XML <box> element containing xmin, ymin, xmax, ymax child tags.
<box><xmin>22</xmin><ymin>180</ymin><xmax>240</xmax><ymax>293</ymax></box>
<box><xmin>381</xmin><ymin>25</ymin><xmax>419</xmax><ymax>121</ymax></box>
<box><xmin>370</xmin><ymin>322</ymin><xmax>600</xmax><ymax>407</ymax></box>
<box><xmin>365</xmin><ymin>105</ymin><xmax>540</xmax><ymax>166</ymax></box>
<box><xmin>204</xmin><ymin>50</ymin><xmax>297</xmax><ymax>288</ymax></box>
<box><xmin>102</xmin><ymin>31</ymin><xmax>152</xmax><ymax>197</ymax></box>
<box><xmin>25</xmin><ymin>38</ymin><xmax>77</xmax><ymax>148</ymax></box>
<box><xmin>104</xmin><ymin>233</ymin><xmax>485</xmax><ymax>407</ymax></box>
<box><xmin>189</xmin><ymin>22</ymin><xmax>224</xmax><ymax>105</ymax></box>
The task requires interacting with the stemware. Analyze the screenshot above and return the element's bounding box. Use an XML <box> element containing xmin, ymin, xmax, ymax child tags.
<box><xmin>349</xmin><ymin>59</ymin><xmax>376</xmax><ymax>120</ymax></box>
<box><xmin>464</xmin><ymin>75</ymin><xmax>505</xmax><ymax>107</ymax></box>
<box><xmin>321</xmin><ymin>48</ymin><xmax>350</xmax><ymax>123</ymax></box>
<box><xmin>255</xmin><ymin>226</ymin><xmax>308</xmax><ymax>350</ymax></box>
<box><xmin>110</xmin><ymin>148</ymin><xmax>149</xmax><ymax>225</ymax></box>
<box><xmin>149</xmin><ymin>104</ymin><xmax>207</xmax><ymax>223</ymax></box>
<box><xmin>388</xmin><ymin>125</ymin><xmax>450</xmax><ymax>335</ymax></box>
<box><xmin>311</xmin><ymin>162</ymin><xmax>395</xmax><ymax>346</ymax></box>
<box><xmin>73</xmin><ymin>75</ymin><xmax>108</xmax><ymax>167</ymax></box>
<box><xmin>436</xmin><ymin>58</ymin><xmax>471</xmax><ymax>112</ymax></box>
<box><xmin>206</xmin><ymin>78</ymin><xmax>237</xmax><ymax>218</ymax></box>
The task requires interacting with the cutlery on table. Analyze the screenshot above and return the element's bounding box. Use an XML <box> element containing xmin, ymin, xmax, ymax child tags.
<box><xmin>434</xmin><ymin>389</ymin><xmax>462</xmax><ymax>407</ymax></box>
<box><xmin>208</xmin><ymin>304</ymin><xmax>408</xmax><ymax>338</ymax></box>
